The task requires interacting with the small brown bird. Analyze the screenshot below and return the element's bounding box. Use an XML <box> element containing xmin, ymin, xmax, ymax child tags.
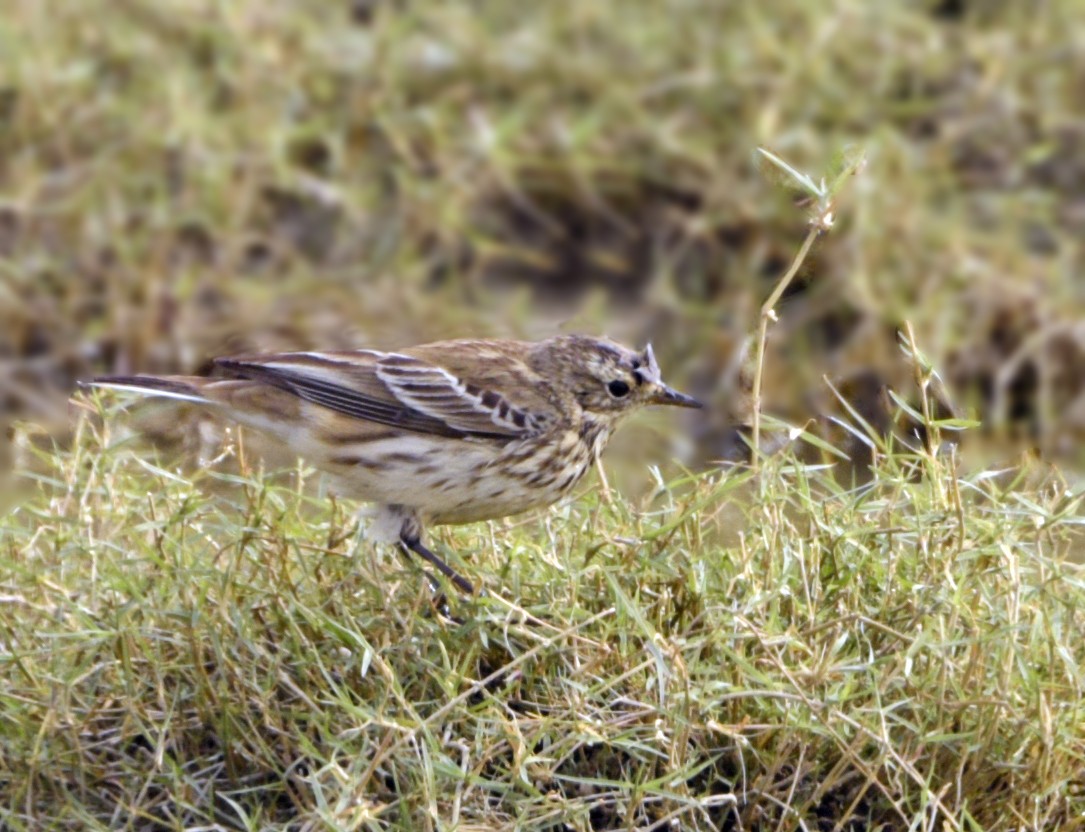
<box><xmin>88</xmin><ymin>335</ymin><xmax>701</xmax><ymax>593</ymax></box>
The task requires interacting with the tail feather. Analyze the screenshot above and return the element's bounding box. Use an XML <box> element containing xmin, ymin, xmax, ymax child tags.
<box><xmin>82</xmin><ymin>375</ymin><xmax>212</xmax><ymax>405</ymax></box>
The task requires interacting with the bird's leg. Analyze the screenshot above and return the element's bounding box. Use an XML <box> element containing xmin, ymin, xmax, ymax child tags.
<box><xmin>399</xmin><ymin>534</ymin><xmax>476</xmax><ymax>595</ymax></box>
<box><xmin>395</xmin><ymin>543</ymin><xmax>442</xmax><ymax>594</ymax></box>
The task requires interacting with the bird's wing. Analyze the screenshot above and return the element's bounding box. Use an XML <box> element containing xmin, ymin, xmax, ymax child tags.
<box><xmin>214</xmin><ymin>347</ymin><xmax>548</xmax><ymax>440</ymax></box>
<box><xmin>375</xmin><ymin>352</ymin><xmax>551</xmax><ymax>437</ymax></box>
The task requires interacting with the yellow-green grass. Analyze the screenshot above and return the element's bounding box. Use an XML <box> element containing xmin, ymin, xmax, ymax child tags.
<box><xmin>2</xmin><ymin>406</ymin><xmax>1082</xmax><ymax>830</ymax></box>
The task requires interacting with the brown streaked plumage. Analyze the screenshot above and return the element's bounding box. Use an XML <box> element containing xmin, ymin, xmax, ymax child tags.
<box><xmin>86</xmin><ymin>335</ymin><xmax>701</xmax><ymax>594</ymax></box>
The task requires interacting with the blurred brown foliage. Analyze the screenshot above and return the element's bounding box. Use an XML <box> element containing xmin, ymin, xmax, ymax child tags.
<box><xmin>3</xmin><ymin>0</ymin><xmax>1085</xmax><ymax>477</ymax></box>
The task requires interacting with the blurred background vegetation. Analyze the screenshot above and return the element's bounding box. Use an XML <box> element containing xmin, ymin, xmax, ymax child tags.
<box><xmin>4</xmin><ymin>0</ymin><xmax>1085</xmax><ymax>481</ymax></box>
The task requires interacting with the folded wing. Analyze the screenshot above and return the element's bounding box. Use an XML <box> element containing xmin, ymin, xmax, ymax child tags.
<box><xmin>214</xmin><ymin>349</ymin><xmax>548</xmax><ymax>441</ymax></box>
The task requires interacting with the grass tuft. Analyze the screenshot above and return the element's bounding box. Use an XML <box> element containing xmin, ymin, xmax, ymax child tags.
<box><xmin>2</xmin><ymin>406</ymin><xmax>1083</xmax><ymax>829</ymax></box>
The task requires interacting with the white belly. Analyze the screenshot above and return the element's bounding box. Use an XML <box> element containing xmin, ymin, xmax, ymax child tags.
<box><xmin>315</xmin><ymin>432</ymin><xmax>595</xmax><ymax>526</ymax></box>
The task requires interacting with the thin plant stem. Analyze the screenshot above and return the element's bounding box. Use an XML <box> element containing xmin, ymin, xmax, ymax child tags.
<box><xmin>750</xmin><ymin>225</ymin><xmax>821</xmax><ymax>466</ymax></box>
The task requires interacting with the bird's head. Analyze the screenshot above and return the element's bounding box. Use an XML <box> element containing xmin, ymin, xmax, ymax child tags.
<box><xmin>538</xmin><ymin>335</ymin><xmax>702</xmax><ymax>418</ymax></box>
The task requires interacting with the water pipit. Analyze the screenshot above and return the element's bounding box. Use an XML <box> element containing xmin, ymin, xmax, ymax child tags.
<box><xmin>88</xmin><ymin>335</ymin><xmax>701</xmax><ymax>593</ymax></box>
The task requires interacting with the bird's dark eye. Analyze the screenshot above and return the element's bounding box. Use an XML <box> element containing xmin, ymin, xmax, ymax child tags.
<box><xmin>607</xmin><ymin>380</ymin><xmax>631</xmax><ymax>398</ymax></box>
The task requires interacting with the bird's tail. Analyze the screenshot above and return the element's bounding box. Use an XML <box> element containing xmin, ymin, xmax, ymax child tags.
<box><xmin>81</xmin><ymin>375</ymin><xmax>213</xmax><ymax>406</ymax></box>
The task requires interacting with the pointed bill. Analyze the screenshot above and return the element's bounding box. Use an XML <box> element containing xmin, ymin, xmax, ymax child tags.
<box><xmin>651</xmin><ymin>384</ymin><xmax>703</xmax><ymax>408</ymax></box>
<box><xmin>638</xmin><ymin>343</ymin><xmax>701</xmax><ymax>407</ymax></box>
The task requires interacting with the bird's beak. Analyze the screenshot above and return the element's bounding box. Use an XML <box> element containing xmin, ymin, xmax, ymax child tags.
<box><xmin>651</xmin><ymin>384</ymin><xmax>703</xmax><ymax>409</ymax></box>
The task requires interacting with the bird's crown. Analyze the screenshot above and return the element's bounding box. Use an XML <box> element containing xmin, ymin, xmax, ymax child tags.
<box><xmin>534</xmin><ymin>335</ymin><xmax>701</xmax><ymax>415</ymax></box>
